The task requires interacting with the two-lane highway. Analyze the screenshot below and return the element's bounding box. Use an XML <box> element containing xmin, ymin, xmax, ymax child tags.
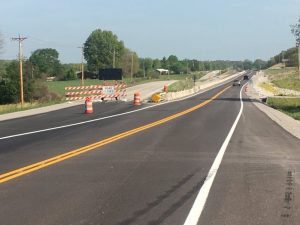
<box><xmin>1</xmin><ymin>71</ymin><xmax>298</xmax><ymax>225</ymax></box>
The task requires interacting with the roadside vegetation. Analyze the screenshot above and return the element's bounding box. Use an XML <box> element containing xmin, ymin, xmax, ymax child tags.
<box><xmin>267</xmin><ymin>97</ymin><xmax>300</xmax><ymax>120</ymax></box>
<box><xmin>48</xmin><ymin>73</ymin><xmax>206</xmax><ymax>96</ymax></box>
<box><xmin>167</xmin><ymin>73</ymin><xmax>204</xmax><ymax>92</ymax></box>
<box><xmin>258</xmin><ymin>82</ymin><xmax>278</xmax><ymax>94</ymax></box>
<box><xmin>0</xmin><ymin>100</ymin><xmax>62</xmax><ymax>115</ymax></box>
<box><xmin>265</xmin><ymin>68</ymin><xmax>300</xmax><ymax>92</ymax></box>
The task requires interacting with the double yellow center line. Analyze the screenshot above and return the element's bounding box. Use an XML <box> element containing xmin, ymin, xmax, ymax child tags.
<box><xmin>0</xmin><ymin>86</ymin><xmax>230</xmax><ymax>184</ymax></box>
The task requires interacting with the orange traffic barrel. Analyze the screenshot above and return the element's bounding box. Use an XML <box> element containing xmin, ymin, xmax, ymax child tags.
<box><xmin>133</xmin><ymin>92</ymin><xmax>141</xmax><ymax>105</ymax></box>
<box><xmin>164</xmin><ymin>84</ymin><xmax>168</xmax><ymax>93</ymax></box>
<box><xmin>85</xmin><ymin>97</ymin><xmax>93</xmax><ymax>114</ymax></box>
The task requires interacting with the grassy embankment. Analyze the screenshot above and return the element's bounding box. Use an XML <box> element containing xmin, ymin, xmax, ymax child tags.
<box><xmin>267</xmin><ymin>97</ymin><xmax>300</xmax><ymax>120</ymax></box>
<box><xmin>263</xmin><ymin>67</ymin><xmax>300</xmax><ymax>120</ymax></box>
<box><xmin>168</xmin><ymin>70</ymin><xmax>239</xmax><ymax>92</ymax></box>
<box><xmin>265</xmin><ymin>67</ymin><xmax>300</xmax><ymax>92</ymax></box>
<box><xmin>167</xmin><ymin>73</ymin><xmax>206</xmax><ymax>92</ymax></box>
<box><xmin>0</xmin><ymin>100</ymin><xmax>63</xmax><ymax>115</ymax></box>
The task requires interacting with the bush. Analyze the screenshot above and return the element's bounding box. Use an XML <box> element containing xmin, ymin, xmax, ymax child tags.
<box><xmin>56</xmin><ymin>68</ymin><xmax>77</xmax><ymax>81</ymax></box>
<box><xmin>0</xmin><ymin>80</ymin><xmax>18</xmax><ymax>104</ymax></box>
<box><xmin>31</xmin><ymin>80</ymin><xmax>61</xmax><ymax>102</ymax></box>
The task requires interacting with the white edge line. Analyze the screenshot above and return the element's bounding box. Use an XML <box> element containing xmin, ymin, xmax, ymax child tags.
<box><xmin>183</xmin><ymin>82</ymin><xmax>247</xmax><ymax>225</ymax></box>
<box><xmin>0</xmin><ymin>72</ymin><xmax>246</xmax><ymax>141</ymax></box>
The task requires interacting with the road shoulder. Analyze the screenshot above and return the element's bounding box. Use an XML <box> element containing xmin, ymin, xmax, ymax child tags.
<box><xmin>246</xmin><ymin>74</ymin><xmax>300</xmax><ymax>140</ymax></box>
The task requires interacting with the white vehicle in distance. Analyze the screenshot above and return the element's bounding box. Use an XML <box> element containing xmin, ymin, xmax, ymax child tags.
<box><xmin>232</xmin><ymin>79</ymin><xmax>241</xmax><ymax>86</ymax></box>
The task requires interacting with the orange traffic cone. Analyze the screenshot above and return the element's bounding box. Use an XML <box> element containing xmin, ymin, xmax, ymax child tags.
<box><xmin>85</xmin><ymin>97</ymin><xmax>93</xmax><ymax>114</ymax></box>
<box><xmin>164</xmin><ymin>84</ymin><xmax>168</xmax><ymax>93</ymax></box>
<box><xmin>133</xmin><ymin>92</ymin><xmax>141</xmax><ymax>105</ymax></box>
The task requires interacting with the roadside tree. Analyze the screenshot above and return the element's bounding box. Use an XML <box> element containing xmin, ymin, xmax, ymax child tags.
<box><xmin>121</xmin><ymin>49</ymin><xmax>139</xmax><ymax>77</ymax></box>
<box><xmin>29</xmin><ymin>48</ymin><xmax>62</xmax><ymax>79</ymax></box>
<box><xmin>0</xmin><ymin>32</ymin><xmax>3</xmax><ymax>55</ymax></box>
<box><xmin>84</xmin><ymin>29</ymin><xmax>125</xmax><ymax>71</ymax></box>
<box><xmin>291</xmin><ymin>17</ymin><xmax>300</xmax><ymax>45</ymax></box>
<box><xmin>152</xmin><ymin>59</ymin><xmax>161</xmax><ymax>69</ymax></box>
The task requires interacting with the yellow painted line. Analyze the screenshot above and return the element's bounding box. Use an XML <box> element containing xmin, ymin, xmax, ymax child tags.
<box><xmin>0</xmin><ymin>86</ymin><xmax>230</xmax><ymax>184</ymax></box>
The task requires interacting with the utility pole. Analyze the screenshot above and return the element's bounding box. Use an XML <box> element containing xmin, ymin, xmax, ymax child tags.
<box><xmin>12</xmin><ymin>35</ymin><xmax>27</xmax><ymax>106</ymax></box>
<box><xmin>186</xmin><ymin>61</ymin><xmax>188</xmax><ymax>74</ymax></box>
<box><xmin>131</xmin><ymin>53</ymin><xmax>134</xmax><ymax>82</ymax></box>
<box><xmin>78</xmin><ymin>46</ymin><xmax>84</xmax><ymax>86</ymax></box>
<box><xmin>298</xmin><ymin>44</ymin><xmax>300</xmax><ymax>80</ymax></box>
<box><xmin>282</xmin><ymin>51</ymin><xmax>286</xmax><ymax>68</ymax></box>
<box><xmin>143</xmin><ymin>59</ymin><xmax>146</xmax><ymax>78</ymax></box>
<box><xmin>113</xmin><ymin>47</ymin><xmax>116</xmax><ymax>68</ymax></box>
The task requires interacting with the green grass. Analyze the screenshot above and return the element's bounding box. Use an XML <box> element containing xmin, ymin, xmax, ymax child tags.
<box><xmin>0</xmin><ymin>100</ymin><xmax>63</xmax><ymax>115</ymax></box>
<box><xmin>47</xmin><ymin>79</ymin><xmax>105</xmax><ymax>96</ymax></box>
<box><xmin>47</xmin><ymin>73</ymin><xmax>206</xmax><ymax>96</ymax></box>
<box><xmin>166</xmin><ymin>73</ymin><xmax>206</xmax><ymax>92</ymax></box>
<box><xmin>258</xmin><ymin>82</ymin><xmax>278</xmax><ymax>94</ymax></box>
<box><xmin>272</xmin><ymin>77</ymin><xmax>300</xmax><ymax>92</ymax></box>
<box><xmin>267</xmin><ymin>97</ymin><xmax>300</xmax><ymax>120</ymax></box>
<box><xmin>168</xmin><ymin>79</ymin><xmax>195</xmax><ymax>92</ymax></box>
<box><xmin>265</xmin><ymin>68</ymin><xmax>300</xmax><ymax>92</ymax></box>
<box><xmin>47</xmin><ymin>78</ymin><xmax>156</xmax><ymax>96</ymax></box>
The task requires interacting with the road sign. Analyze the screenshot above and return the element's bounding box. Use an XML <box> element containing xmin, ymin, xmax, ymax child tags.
<box><xmin>102</xmin><ymin>86</ymin><xmax>115</xmax><ymax>95</ymax></box>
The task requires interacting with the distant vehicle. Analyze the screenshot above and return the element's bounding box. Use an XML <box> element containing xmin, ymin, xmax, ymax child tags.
<box><xmin>233</xmin><ymin>79</ymin><xmax>241</xmax><ymax>86</ymax></box>
<box><xmin>243</xmin><ymin>75</ymin><xmax>249</xmax><ymax>80</ymax></box>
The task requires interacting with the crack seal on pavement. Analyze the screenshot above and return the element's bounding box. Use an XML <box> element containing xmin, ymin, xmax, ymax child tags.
<box><xmin>281</xmin><ymin>169</ymin><xmax>295</xmax><ymax>224</ymax></box>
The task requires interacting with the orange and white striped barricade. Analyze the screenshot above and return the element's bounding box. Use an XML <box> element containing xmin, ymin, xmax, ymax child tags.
<box><xmin>65</xmin><ymin>85</ymin><xmax>103</xmax><ymax>101</ymax></box>
<box><xmin>65</xmin><ymin>82</ymin><xmax>127</xmax><ymax>102</ymax></box>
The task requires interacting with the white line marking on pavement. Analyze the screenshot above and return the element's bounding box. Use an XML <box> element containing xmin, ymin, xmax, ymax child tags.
<box><xmin>183</xmin><ymin>82</ymin><xmax>247</xmax><ymax>225</ymax></box>
<box><xmin>0</xmin><ymin>75</ymin><xmax>245</xmax><ymax>141</ymax></box>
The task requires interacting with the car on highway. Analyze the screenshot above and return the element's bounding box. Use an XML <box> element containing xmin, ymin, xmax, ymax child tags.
<box><xmin>243</xmin><ymin>75</ymin><xmax>249</xmax><ymax>80</ymax></box>
<box><xmin>232</xmin><ymin>79</ymin><xmax>241</xmax><ymax>86</ymax></box>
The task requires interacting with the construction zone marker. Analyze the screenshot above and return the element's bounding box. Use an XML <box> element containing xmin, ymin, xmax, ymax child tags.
<box><xmin>164</xmin><ymin>84</ymin><xmax>168</xmax><ymax>93</ymax></box>
<box><xmin>133</xmin><ymin>92</ymin><xmax>141</xmax><ymax>105</ymax></box>
<box><xmin>65</xmin><ymin>82</ymin><xmax>127</xmax><ymax>101</ymax></box>
<box><xmin>151</xmin><ymin>93</ymin><xmax>161</xmax><ymax>103</ymax></box>
<box><xmin>85</xmin><ymin>97</ymin><xmax>93</xmax><ymax>114</ymax></box>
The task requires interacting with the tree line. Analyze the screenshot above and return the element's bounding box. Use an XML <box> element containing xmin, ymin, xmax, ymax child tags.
<box><xmin>266</xmin><ymin>17</ymin><xmax>300</xmax><ymax>68</ymax></box>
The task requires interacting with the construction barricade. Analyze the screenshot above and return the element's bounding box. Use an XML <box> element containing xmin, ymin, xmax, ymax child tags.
<box><xmin>65</xmin><ymin>82</ymin><xmax>127</xmax><ymax>101</ymax></box>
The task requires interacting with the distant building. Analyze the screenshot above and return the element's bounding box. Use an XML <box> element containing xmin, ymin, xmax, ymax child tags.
<box><xmin>156</xmin><ymin>69</ymin><xmax>169</xmax><ymax>75</ymax></box>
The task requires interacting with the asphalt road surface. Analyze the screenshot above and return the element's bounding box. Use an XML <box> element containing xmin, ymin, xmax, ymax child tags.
<box><xmin>0</xmin><ymin>71</ymin><xmax>299</xmax><ymax>225</ymax></box>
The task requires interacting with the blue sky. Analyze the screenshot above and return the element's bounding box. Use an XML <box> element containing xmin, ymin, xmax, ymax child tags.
<box><xmin>0</xmin><ymin>0</ymin><xmax>299</xmax><ymax>63</ymax></box>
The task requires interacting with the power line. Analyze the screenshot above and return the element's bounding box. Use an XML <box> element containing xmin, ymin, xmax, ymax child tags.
<box><xmin>12</xmin><ymin>35</ymin><xmax>27</xmax><ymax>106</ymax></box>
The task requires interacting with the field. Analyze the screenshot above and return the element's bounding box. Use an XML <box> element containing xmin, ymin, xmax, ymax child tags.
<box><xmin>265</xmin><ymin>68</ymin><xmax>300</xmax><ymax>92</ymax></box>
<box><xmin>267</xmin><ymin>97</ymin><xmax>300</xmax><ymax>120</ymax></box>
<box><xmin>47</xmin><ymin>73</ymin><xmax>206</xmax><ymax>96</ymax></box>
